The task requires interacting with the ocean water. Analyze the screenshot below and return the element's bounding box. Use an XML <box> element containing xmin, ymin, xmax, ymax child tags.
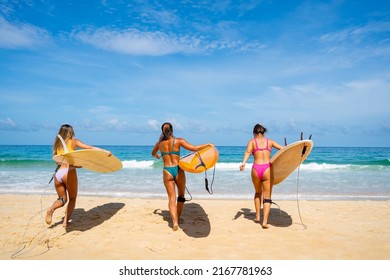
<box><xmin>0</xmin><ymin>145</ymin><xmax>389</xmax><ymax>200</ymax></box>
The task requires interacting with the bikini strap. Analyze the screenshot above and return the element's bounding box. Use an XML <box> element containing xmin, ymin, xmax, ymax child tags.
<box><xmin>171</xmin><ymin>138</ymin><xmax>175</xmax><ymax>152</ymax></box>
<box><xmin>254</xmin><ymin>138</ymin><xmax>259</xmax><ymax>149</ymax></box>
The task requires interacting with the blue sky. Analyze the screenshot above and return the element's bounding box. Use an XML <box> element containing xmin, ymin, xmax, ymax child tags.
<box><xmin>0</xmin><ymin>0</ymin><xmax>389</xmax><ymax>147</ymax></box>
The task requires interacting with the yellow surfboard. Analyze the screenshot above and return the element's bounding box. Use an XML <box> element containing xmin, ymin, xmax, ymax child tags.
<box><xmin>179</xmin><ymin>146</ymin><xmax>219</xmax><ymax>173</ymax></box>
<box><xmin>53</xmin><ymin>149</ymin><xmax>122</xmax><ymax>173</ymax></box>
<box><xmin>270</xmin><ymin>140</ymin><xmax>313</xmax><ymax>185</ymax></box>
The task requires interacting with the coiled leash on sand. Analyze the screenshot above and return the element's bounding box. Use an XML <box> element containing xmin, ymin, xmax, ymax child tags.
<box><xmin>11</xmin><ymin>160</ymin><xmax>63</xmax><ymax>259</ymax></box>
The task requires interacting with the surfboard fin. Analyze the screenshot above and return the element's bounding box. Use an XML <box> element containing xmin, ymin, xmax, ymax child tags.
<box><xmin>300</xmin><ymin>132</ymin><xmax>313</xmax><ymax>141</ymax></box>
<box><xmin>302</xmin><ymin>145</ymin><xmax>307</xmax><ymax>156</ymax></box>
<box><xmin>284</xmin><ymin>137</ymin><xmax>287</xmax><ymax>146</ymax></box>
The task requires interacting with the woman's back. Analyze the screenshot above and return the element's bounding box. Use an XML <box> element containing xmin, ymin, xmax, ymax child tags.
<box><xmin>252</xmin><ymin>137</ymin><xmax>272</xmax><ymax>164</ymax></box>
<box><xmin>160</xmin><ymin>138</ymin><xmax>180</xmax><ymax>166</ymax></box>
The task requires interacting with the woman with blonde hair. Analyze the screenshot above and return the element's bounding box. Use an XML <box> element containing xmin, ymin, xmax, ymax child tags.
<box><xmin>46</xmin><ymin>124</ymin><xmax>110</xmax><ymax>227</ymax></box>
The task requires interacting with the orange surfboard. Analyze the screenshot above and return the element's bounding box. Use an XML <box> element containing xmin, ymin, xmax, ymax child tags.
<box><xmin>179</xmin><ymin>146</ymin><xmax>219</xmax><ymax>173</ymax></box>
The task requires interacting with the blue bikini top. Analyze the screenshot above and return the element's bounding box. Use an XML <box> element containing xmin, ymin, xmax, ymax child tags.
<box><xmin>161</xmin><ymin>138</ymin><xmax>180</xmax><ymax>157</ymax></box>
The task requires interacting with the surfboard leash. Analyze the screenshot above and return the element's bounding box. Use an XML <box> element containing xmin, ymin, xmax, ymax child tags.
<box><xmin>10</xmin><ymin>158</ymin><xmax>64</xmax><ymax>259</ymax></box>
<box><xmin>204</xmin><ymin>165</ymin><xmax>216</xmax><ymax>195</ymax></box>
<box><xmin>11</xmin><ymin>179</ymin><xmax>54</xmax><ymax>258</ymax></box>
<box><xmin>194</xmin><ymin>151</ymin><xmax>216</xmax><ymax>195</ymax></box>
<box><xmin>295</xmin><ymin>159</ymin><xmax>307</xmax><ymax>230</ymax></box>
<box><xmin>295</xmin><ymin>136</ymin><xmax>312</xmax><ymax>230</ymax></box>
<box><xmin>49</xmin><ymin>164</ymin><xmax>61</xmax><ymax>184</ymax></box>
<box><xmin>184</xmin><ymin>186</ymin><xmax>193</xmax><ymax>202</ymax></box>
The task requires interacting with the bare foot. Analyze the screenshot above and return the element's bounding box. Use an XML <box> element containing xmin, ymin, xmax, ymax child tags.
<box><xmin>262</xmin><ymin>223</ymin><xmax>269</xmax><ymax>229</ymax></box>
<box><xmin>63</xmin><ymin>219</ymin><xmax>71</xmax><ymax>228</ymax></box>
<box><xmin>173</xmin><ymin>224</ymin><xmax>179</xmax><ymax>231</ymax></box>
<box><xmin>254</xmin><ymin>212</ymin><xmax>261</xmax><ymax>223</ymax></box>
<box><xmin>45</xmin><ymin>209</ymin><xmax>53</xmax><ymax>225</ymax></box>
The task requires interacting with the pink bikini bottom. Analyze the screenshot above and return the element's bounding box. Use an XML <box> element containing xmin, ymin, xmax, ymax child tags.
<box><xmin>252</xmin><ymin>163</ymin><xmax>271</xmax><ymax>180</ymax></box>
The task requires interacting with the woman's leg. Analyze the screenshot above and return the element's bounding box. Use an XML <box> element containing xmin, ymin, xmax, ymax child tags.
<box><xmin>163</xmin><ymin>170</ymin><xmax>179</xmax><ymax>230</ymax></box>
<box><xmin>261</xmin><ymin>167</ymin><xmax>273</xmax><ymax>229</ymax></box>
<box><xmin>46</xmin><ymin>173</ymin><xmax>68</xmax><ymax>225</ymax></box>
<box><xmin>175</xmin><ymin>168</ymin><xmax>186</xmax><ymax>223</ymax></box>
<box><xmin>251</xmin><ymin>168</ymin><xmax>262</xmax><ymax>222</ymax></box>
<box><xmin>63</xmin><ymin>168</ymin><xmax>78</xmax><ymax>227</ymax></box>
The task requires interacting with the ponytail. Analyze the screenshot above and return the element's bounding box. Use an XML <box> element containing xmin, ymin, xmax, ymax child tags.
<box><xmin>160</xmin><ymin>122</ymin><xmax>173</xmax><ymax>142</ymax></box>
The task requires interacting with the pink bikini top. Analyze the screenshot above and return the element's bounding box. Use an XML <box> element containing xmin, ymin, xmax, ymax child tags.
<box><xmin>252</xmin><ymin>138</ymin><xmax>271</xmax><ymax>155</ymax></box>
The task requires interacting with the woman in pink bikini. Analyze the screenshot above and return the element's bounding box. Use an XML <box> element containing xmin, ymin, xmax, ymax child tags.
<box><xmin>239</xmin><ymin>124</ymin><xmax>283</xmax><ymax>229</ymax></box>
<box><xmin>46</xmin><ymin>124</ymin><xmax>111</xmax><ymax>227</ymax></box>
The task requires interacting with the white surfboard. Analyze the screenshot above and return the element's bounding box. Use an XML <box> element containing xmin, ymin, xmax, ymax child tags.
<box><xmin>270</xmin><ymin>140</ymin><xmax>313</xmax><ymax>185</ymax></box>
<box><xmin>53</xmin><ymin>149</ymin><xmax>122</xmax><ymax>173</ymax></box>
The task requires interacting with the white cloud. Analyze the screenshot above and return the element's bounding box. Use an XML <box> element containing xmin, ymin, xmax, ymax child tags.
<box><xmin>102</xmin><ymin>118</ymin><xmax>129</xmax><ymax>131</ymax></box>
<box><xmin>0</xmin><ymin>117</ymin><xmax>18</xmax><ymax>130</ymax></box>
<box><xmin>319</xmin><ymin>21</ymin><xmax>390</xmax><ymax>44</ymax></box>
<box><xmin>71</xmin><ymin>26</ymin><xmax>266</xmax><ymax>56</ymax></box>
<box><xmin>147</xmin><ymin>119</ymin><xmax>160</xmax><ymax>130</ymax></box>
<box><xmin>76</xmin><ymin>118</ymin><xmax>130</xmax><ymax>132</ymax></box>
<box><xmin>0</xmin><ymin>16</ymin><xmax>51</xmax><ymax>49</ymax></box>
<box><xmin>72</xmin><ymin>27</ymin><xmax>203</xmax><ymax>56</ymax></box>
<box><xmin>87</xmin><ymin>106</ymin><xmax>112</xmax><ymax>114</ymax></box>
<box><xmin>166</xmin><ymin>118</ymin><xmax>184</xmax><ymax>131</ymax></box>
<box><xmin>147</xmin><ymin>119</ymin><xmax>183</xmax><ymax>132</ymax></box>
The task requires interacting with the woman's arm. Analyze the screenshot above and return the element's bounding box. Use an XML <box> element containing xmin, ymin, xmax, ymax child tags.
<box><xmin>271</xmin><ymin>139</ymin><xmax>284</xmax><ymax>150</ymax></box>
<box><xmin>239</xmin><ymin>140</ymin><xmax>253</xmax><ymax>171</ymax></box>
<box><xmin>179</xmin><ymin>138</ymin><xmax>213</xmax><ymax>152</ymax></box>
<box><xmin>74</xmin><ymin>139</ymin><xmax>111</xmax><ymax>155</ymax></box>
<box><xmin>151</xmin><ymin>142</ymin><xmax>161</xmax><ymax>159</ymax></box>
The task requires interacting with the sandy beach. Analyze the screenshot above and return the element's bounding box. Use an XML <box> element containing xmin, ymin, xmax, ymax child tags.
<box><xmin>0</xmin><ymin>194</ymin><xmax>389</xmax><ymax>260</ymax></box>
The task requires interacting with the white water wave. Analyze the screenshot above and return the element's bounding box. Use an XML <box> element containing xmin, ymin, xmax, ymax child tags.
<box><xmin>122</xmin><ymin>160</ymin><xmax>155</xmax><ymax>168</ymax></box>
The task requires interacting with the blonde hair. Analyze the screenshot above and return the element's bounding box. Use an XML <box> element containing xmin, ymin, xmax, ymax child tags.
<box><xmin>53</xmin><ymin>124</ymin><xmax>75</xmax><ymax>155</ymax></box>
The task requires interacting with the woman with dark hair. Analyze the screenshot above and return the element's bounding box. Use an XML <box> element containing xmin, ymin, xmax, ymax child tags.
<box><xmin>152</xmin><ymin>122</ymin><xmax>213</xmax><ymax>231</ymax></box>
<box><xmin>46</xmin><ymin>124</ymin><xmax>111</xmax><ymax>227</ymax></box>
<box><xmin>239</xmin><ymin>124</ymin><xmax>283</xmax><ymax>229</ymax></box>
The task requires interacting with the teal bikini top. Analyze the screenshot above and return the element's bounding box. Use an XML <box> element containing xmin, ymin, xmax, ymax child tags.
<box><xmin>161</xmin><ymin>138</ymin><xmax>180</xmax><ymax>157</ymax></box>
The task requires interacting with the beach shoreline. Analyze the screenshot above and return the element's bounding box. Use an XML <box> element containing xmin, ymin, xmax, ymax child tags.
<box><xmin>1</xmin><ymin>194</ymin><xmax>389</xmax><ymax>260</ymax></box>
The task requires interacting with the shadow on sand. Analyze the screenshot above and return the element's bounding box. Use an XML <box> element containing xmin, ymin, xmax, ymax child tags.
<box><xmin>233</xmin><ymin>206</ymin><xmax>293</xmax><ymax>227</ymax></box>
<box><xmin>49</xmin><ymin>202</ymin><xmax>125</xmax><ymax>232</ymax></box>
<box><xmin>153</xmin><ymin>202</ymin><xmax>211</xmax><ymax>238</ymax></box>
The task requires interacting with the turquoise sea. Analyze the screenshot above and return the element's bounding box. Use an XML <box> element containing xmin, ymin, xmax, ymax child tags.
<box><xmin>0</xmin><ymin>145</ymin><xmax>389</xmax><ymax>200</ymax></box>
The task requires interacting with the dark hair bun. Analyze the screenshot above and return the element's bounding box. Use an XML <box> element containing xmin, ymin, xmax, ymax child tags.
<box><xmin>253</xmin><ymin>124</ymin><xmax>267</xmax><ymax>135</ymax></box>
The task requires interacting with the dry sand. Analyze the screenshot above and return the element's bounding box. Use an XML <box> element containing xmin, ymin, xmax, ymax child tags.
<box><xmin>1</xmin><ymin>194</ymin><xmax>389</xmax><ymax>260</ymax></box>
